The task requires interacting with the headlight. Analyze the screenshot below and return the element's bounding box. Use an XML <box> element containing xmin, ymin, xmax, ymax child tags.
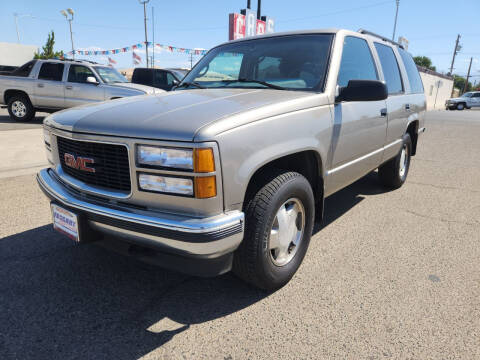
<box><xmin>138</xmin><ymin>173</ymin><xmax>194</xmax><ymax>196</ymax></box>
<box><xmin>137</xmin><ymin>145</ymin><xmax>193</xmax><ymax>170</ymax></box>
<box><xmin>43</xmin><ymin>129</ymin><xmax>54</xmax><ymax>164</ymax></box>
<box><xmin>136</xmin><ymin>145</ymin><xmax>215</xmax><ymax>172</ymax></box>
<box><xmin>43</xmin><ymin>128</ymin><xmax>51</xmax><ymax>148</ymax></box>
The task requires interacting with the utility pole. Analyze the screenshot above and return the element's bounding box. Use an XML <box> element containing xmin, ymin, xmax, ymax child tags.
<box><xmin>257</xmin><ymin>0</ymin><xmax>262</xmax><ymax>19</ymax></box>
<box><xmin>60</xmin><ymin>9</ymin><xmax>75</xmax><ymax>59</ymax></box>
<box><xmin>392</xmin><ymin>0</ymin><xmax>400</xmax><ymax>41</ymax></box>
<box><xmin>152</xmin><ymin>6</ymin><xmax>155</xmax><ymax>68</ymax></box>
<box><xmin>247</xmin><ymin>0</ymin><xmax>251</xmax><ymax>9</ymax></box>
<box><xmin>449</xmin><ymin>34</ymin><xmax>461</xmax><ymax>75</ymax></box>
<box><xmin>139</xmin><ymin>0</ymin><xmax>150</xmax><ymax>68</ymax></box>
<box><xmin>462</xmin><ymin>57</ymin><xmax>473</xmax><ymax>94</ymax></box>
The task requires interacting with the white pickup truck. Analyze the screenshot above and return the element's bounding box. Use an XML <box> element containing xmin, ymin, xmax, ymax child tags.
<box><xmin>0</xmin><ymin>59</ymin><xmax>160</xmax><ymax>121</ymax></box>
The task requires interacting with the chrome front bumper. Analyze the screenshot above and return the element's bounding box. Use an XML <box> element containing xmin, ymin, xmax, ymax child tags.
<box><xmin>37</xmin><ymin>168</ymin><xmax>244</xmax><ymax>259</ymax></box>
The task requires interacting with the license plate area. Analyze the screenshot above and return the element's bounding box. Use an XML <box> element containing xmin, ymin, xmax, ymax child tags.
<box><xmin>51</xmin><ymin>203</ymin><xmax>80</xmax><ymax>242</ymax></box>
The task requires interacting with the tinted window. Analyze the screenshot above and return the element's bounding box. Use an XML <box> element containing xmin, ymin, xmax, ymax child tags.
<box><xmin>398</xmin><ymin>48</ymin><xmax>424</xmax><ymax>94</ymax></box>
<box><xmin>132</xmin><ymin>69</ymin><xmax>151</xmax><ymax>85</ymax></box>
<box><xmin>38</xmin><ymin>63</ymin><xmax>64</xmax><ymax>81</ymax></box>
<box><xmin>154</xmin><ymin>70</ymin><xmax>167</xmax><ymax>86</ymax></box>
<box><xmin>337</xmin><ymin>36</ymin><xmax>378</xmax><ymax>87</ymax></box>
<box><xmin>472</xmin><ymin>93</ymin><xmax>480</xmax><ymax>98</ymax></box>
<box><xmin>183</xmin><ymin>34</ymin><xmax>333</xmax><ymax>91</ymax></box>
<box><xmin>68</xmin><ymin>65</ymin><xmax>96</xmax><ymax>83</ymax></box>
<box><xmin>12</xmin><ymin>60</ymin><xmax>36</xmax><ymax>77</ymax></box>
<box><xmin>374</xmin><ymin>43</ymin><xmax>403</xmax><ymax>94</ymax></box>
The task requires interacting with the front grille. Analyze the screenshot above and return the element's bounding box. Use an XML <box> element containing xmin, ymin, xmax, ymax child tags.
<box><xmin>57</xmin><ymin>136</ymin><xmax>131</xmax><ymax>192</ymax></box>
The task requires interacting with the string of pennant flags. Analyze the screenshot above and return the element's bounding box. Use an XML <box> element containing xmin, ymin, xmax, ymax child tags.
<box><xmin>68</xmin><ymin>42</ymin><xmax>208</xmax><ymax>57</ymax></box>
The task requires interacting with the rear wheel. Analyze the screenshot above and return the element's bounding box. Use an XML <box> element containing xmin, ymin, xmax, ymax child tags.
<box><xmin>233</xmin><ymin>171</ymin><xmax>315</xmax><ymax>290</ymax></box>
<box><xmin>7</xmin><ymin>95</ymin><xmax>35</xmax><ymax>122</ymax></box>
<box><xmin>378</xmin><ymin>133</ymin><xmax>412</xmax><ymax>189</ymax></box>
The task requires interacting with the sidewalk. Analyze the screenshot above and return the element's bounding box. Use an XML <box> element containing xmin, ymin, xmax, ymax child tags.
<box><xmin>0</xmin><ymin>128</ymin><xmax>48</xmax><ymax>179</ymax></box>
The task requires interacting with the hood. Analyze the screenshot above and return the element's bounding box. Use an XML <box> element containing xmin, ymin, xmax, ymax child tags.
<box><xmin>45</xmin><ymin>89</ymin><xmax>319</xmax><ymax>142</ymax></box>
<box><xmin>110</xmin><ymin>82</ymin><xmax>161</xmax><ymax>94</ymax></box>
<box><xmin>449</xmin><ymin>97</ymin><xmax>467</xmax><ymax>102</ymax></box>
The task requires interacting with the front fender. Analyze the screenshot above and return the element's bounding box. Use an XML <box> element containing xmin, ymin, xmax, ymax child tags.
<box><xmin>215</xmin><ymin>104</ymin><xmax>333</xmax><ymax>211</ymax></box>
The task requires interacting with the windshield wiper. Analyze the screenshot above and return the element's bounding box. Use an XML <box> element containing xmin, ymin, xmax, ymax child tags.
<box><xmin>175</xmin><ymin>81</ymin><xmax>205</xmax><ymax>89</ymax></box>
<box><xmin>221</xmin><ymin>78</ymin><xmax>286</xmax><ymax>90</ymax></box>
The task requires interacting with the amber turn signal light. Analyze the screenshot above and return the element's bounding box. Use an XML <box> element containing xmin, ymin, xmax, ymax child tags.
<box><xmin>194</xmin><ymin>148</ymin><xmax>215</xmax><ymax>173</ymax></box>
<box><xmin>195</xmin><ymin>176</ymin><xmax>217</xmax><ymax>199</ymax></box>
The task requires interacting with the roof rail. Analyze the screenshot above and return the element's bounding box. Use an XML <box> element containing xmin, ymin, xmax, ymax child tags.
<box><xmin>357</xmin><ymin>29</ymin><xmax>404</xmax><ymax>49</ymax></box>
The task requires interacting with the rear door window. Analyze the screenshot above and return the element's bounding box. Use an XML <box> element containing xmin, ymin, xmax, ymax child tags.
<box><xmin>337</xmin><ymin>36</ymin><xmax>378</xmax><ymax>87</ymax></box>
<box><xmin>38</xmin><ymin>63</ymin><xmax>64</xmax><ymax>81</ymax></box>
<box><xmin>133</xmin><ymin>69</ymin><xmax>151</xmax><ymax>85</ymax></box>
<box><xmin>398</xmin><ymin>48</ymin><xmax>424</xmax><ymax>94</ymax></box>
<box><xmin>374</xmin><ymin>43</ymin><xmax>403</xmax><ymax>94</ymax></box>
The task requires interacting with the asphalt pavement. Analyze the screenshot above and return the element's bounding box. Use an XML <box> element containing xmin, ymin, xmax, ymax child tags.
<box><xmin>0</xmin><ymin>109</ymin><xmax>479</xmax><ymax>359</ymax></box>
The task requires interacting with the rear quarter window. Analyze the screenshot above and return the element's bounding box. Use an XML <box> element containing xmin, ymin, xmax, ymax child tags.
<box><xmin>398</xmin><ymin>49</ymin><xmax>424</xmax><ymax>94</ymax></box>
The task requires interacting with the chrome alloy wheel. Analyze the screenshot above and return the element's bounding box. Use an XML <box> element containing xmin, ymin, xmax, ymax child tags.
<box><xmin>399</xmin><ymin>143</ymin><xmax>408</xmax><ymax>178</ymax></box>
<box><xmin>268</xmin><ymin>198</ymin><xmax>305</xmax><ymax>266</ymax></box>
<box><xmin>11</xmin><ymin>100</ymin><xmax>27</xmax><ymax>118</ymax></box>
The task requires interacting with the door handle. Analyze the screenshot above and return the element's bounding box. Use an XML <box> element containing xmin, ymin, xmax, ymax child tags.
<box><xmin>380</xmin><ymin>108</ymin><xmax>387</xmax><ymax>117</ymax></box>
<box><xmin>65</xmin><ymin>85</ymin><xmax>73</xmax><ymax>90</ymax></box>
<box><xmin>37</xmin><ymin>83</ymin><xmax>44</xmax><ymax>88</ymax></box>
<box><xmin>405</xmin><ymin>103</ymin><xmax>411</xmax><ymax>111</ymax></box>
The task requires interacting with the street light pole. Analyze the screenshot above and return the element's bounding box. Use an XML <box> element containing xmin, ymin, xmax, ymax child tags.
<box><xmin>13</xmin><ymin>13</ymin><xmax>33</xmax><ymax>43</ymax></box>
<box><xmin>139</xmin><ymin>0</ymin><xmax>150</xmax><ymax>68</ymax></box>
<box><xmin>392</xmin><ymin>0</ymin><xmax>400</xmax><ymax>41</ymax></box>
<box><xmin>61</xmin><ymin>9</ymin><xmax>75</xmax><ymax>59</ymax></box>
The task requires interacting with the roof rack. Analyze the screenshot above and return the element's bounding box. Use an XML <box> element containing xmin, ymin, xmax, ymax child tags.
<box><xmin>357</xmin><ymin>29</ymin><xmax>404</xmax><ymax>49</ymax></box>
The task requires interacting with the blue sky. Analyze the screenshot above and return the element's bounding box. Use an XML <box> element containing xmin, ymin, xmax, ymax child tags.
<box><xmin>1</xmin><ymin>0</ymin><xmax>479</xmax><ymax>82</ymax></box>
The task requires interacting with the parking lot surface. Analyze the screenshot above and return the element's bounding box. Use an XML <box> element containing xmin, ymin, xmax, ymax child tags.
<box><xmin>0</xmin><ymin>109</ymin><xmax>479</xmax><ymax>359</ymax></box>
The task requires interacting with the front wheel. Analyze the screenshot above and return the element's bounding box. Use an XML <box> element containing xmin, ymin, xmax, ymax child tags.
<box><xmin>233</xmin><ymin>171</ymin><xmax>315</xmax><ymax>290</ymax></box>
<box><xmin>456</xmin><ymin>103</ymin><xmax>465</xmax><ymax>110</ymax></box>
<box><xmin>378</xmin><ymin>133</ymin><xmax>412</xmax><ymax>189</ymax></box>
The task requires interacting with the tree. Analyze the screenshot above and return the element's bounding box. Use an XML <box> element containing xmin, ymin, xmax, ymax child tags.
<box><xmin>453</xmin><ymin>75</ymin><xmax>472</xmax><ymax>93</ymax></box>
<box><xmin>413</xmin><ymin>56</ymin><xmax>436</xmax><ymax>72</ymax></box>
<box><xmin>34</xmin><ymin>31</ymin><xmax>64</xmax><ymax>59</ymax></box>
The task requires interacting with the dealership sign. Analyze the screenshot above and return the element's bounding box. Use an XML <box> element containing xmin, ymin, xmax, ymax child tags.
<box><xmin>229</xmin><ymin>8</ymin><xmax>275</xmax><ymax>40</ymax></box>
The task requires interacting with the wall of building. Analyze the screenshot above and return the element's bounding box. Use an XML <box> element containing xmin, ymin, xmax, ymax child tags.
<box><xmin>418</xmin><ymin>66</ymin><xmax>454</xmax><ymax>110</ymax></box>
<box><xmin>0</xmin><ymin>42</ymin><xmax>38</xmax><ymax>67</ymax></box>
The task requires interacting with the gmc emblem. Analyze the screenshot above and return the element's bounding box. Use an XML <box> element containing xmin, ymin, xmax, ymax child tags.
<box><xmin>64</xmin><ymin>153</ymin><xmax>95</xmax><ymax>173</ymax></box>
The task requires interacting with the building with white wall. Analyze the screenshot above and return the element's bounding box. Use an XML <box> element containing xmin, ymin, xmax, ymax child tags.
<box><xmin>0</xmin><ymin>42</ymin><xmax>37</xmax><ymax>68</ymax></box>
<box><xmin>417</xmin><ymin>66</ymin><xmax>454</xmax><ymax>110</ymax></box>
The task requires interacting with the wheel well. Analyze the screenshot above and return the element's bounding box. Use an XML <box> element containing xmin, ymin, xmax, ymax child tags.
<box><xmin>406</xmin><ymin>120</ymin><xmax>419</xmax><ymax>156</ymax></box>
<box><xmin>4</xmin><ymin>90</ymin><xmax>30</xmax><ymax>105</ymax></box>
<box><xmin>244</xmin><ymin>151</ymin><xmax>324</xmax><ymax>218</ymax></box>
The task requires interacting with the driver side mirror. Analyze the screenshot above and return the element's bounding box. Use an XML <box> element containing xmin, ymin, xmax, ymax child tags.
<box><xmin>336</xmin><ymin>80</ymin><xmax>387</xmax><ymax>102</ymax></box>
<box><xmin>86</xmin><ymin>76</ymin><xmax>99</xmax><ymax>85</ymax></box>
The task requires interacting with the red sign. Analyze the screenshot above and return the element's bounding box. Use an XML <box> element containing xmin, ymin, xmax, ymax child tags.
<box><xmin>229</xmin><ymin>12</ymin><xmax>275</xmax><ymax>40</ymax></box>
<box><xmin>229</xmin><ymin>13</ymin><xmax>246</xmax><ymax>40</ymax></box>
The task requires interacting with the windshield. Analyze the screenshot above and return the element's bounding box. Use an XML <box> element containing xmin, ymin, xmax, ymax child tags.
<box><xmin>180</xmin><ymin>34</ymin><xmax>333</xmax><ymax>91</ymax></box>
<box><xmin>462</xmin><ymin>92</ymin><xmax>472</xmax><ymax>98</ymax></box>
<box><xmin>94</xmin><ymin>66</ymin><xmax>128</xmax><ymax>83</ymax></box>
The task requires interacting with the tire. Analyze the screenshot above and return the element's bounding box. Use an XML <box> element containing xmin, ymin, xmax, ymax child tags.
<box><xmin>7</xmin><ymin>95</ymin><xmax>35</xmax><ymax>122</ymax></box>
<box><xmin>378</xmin><ymin>133</ymin><xmax>412</xmax><ymax>189</ymax></box>
<box><xmin>456</xmin><ymin>103</ymin><xmax>465</xmax><ymax>110</ymax></box>
<box><xmin>233</xmin><ymin>170</ymin><xmax>315</xmax><ymax>290</ymax></box>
